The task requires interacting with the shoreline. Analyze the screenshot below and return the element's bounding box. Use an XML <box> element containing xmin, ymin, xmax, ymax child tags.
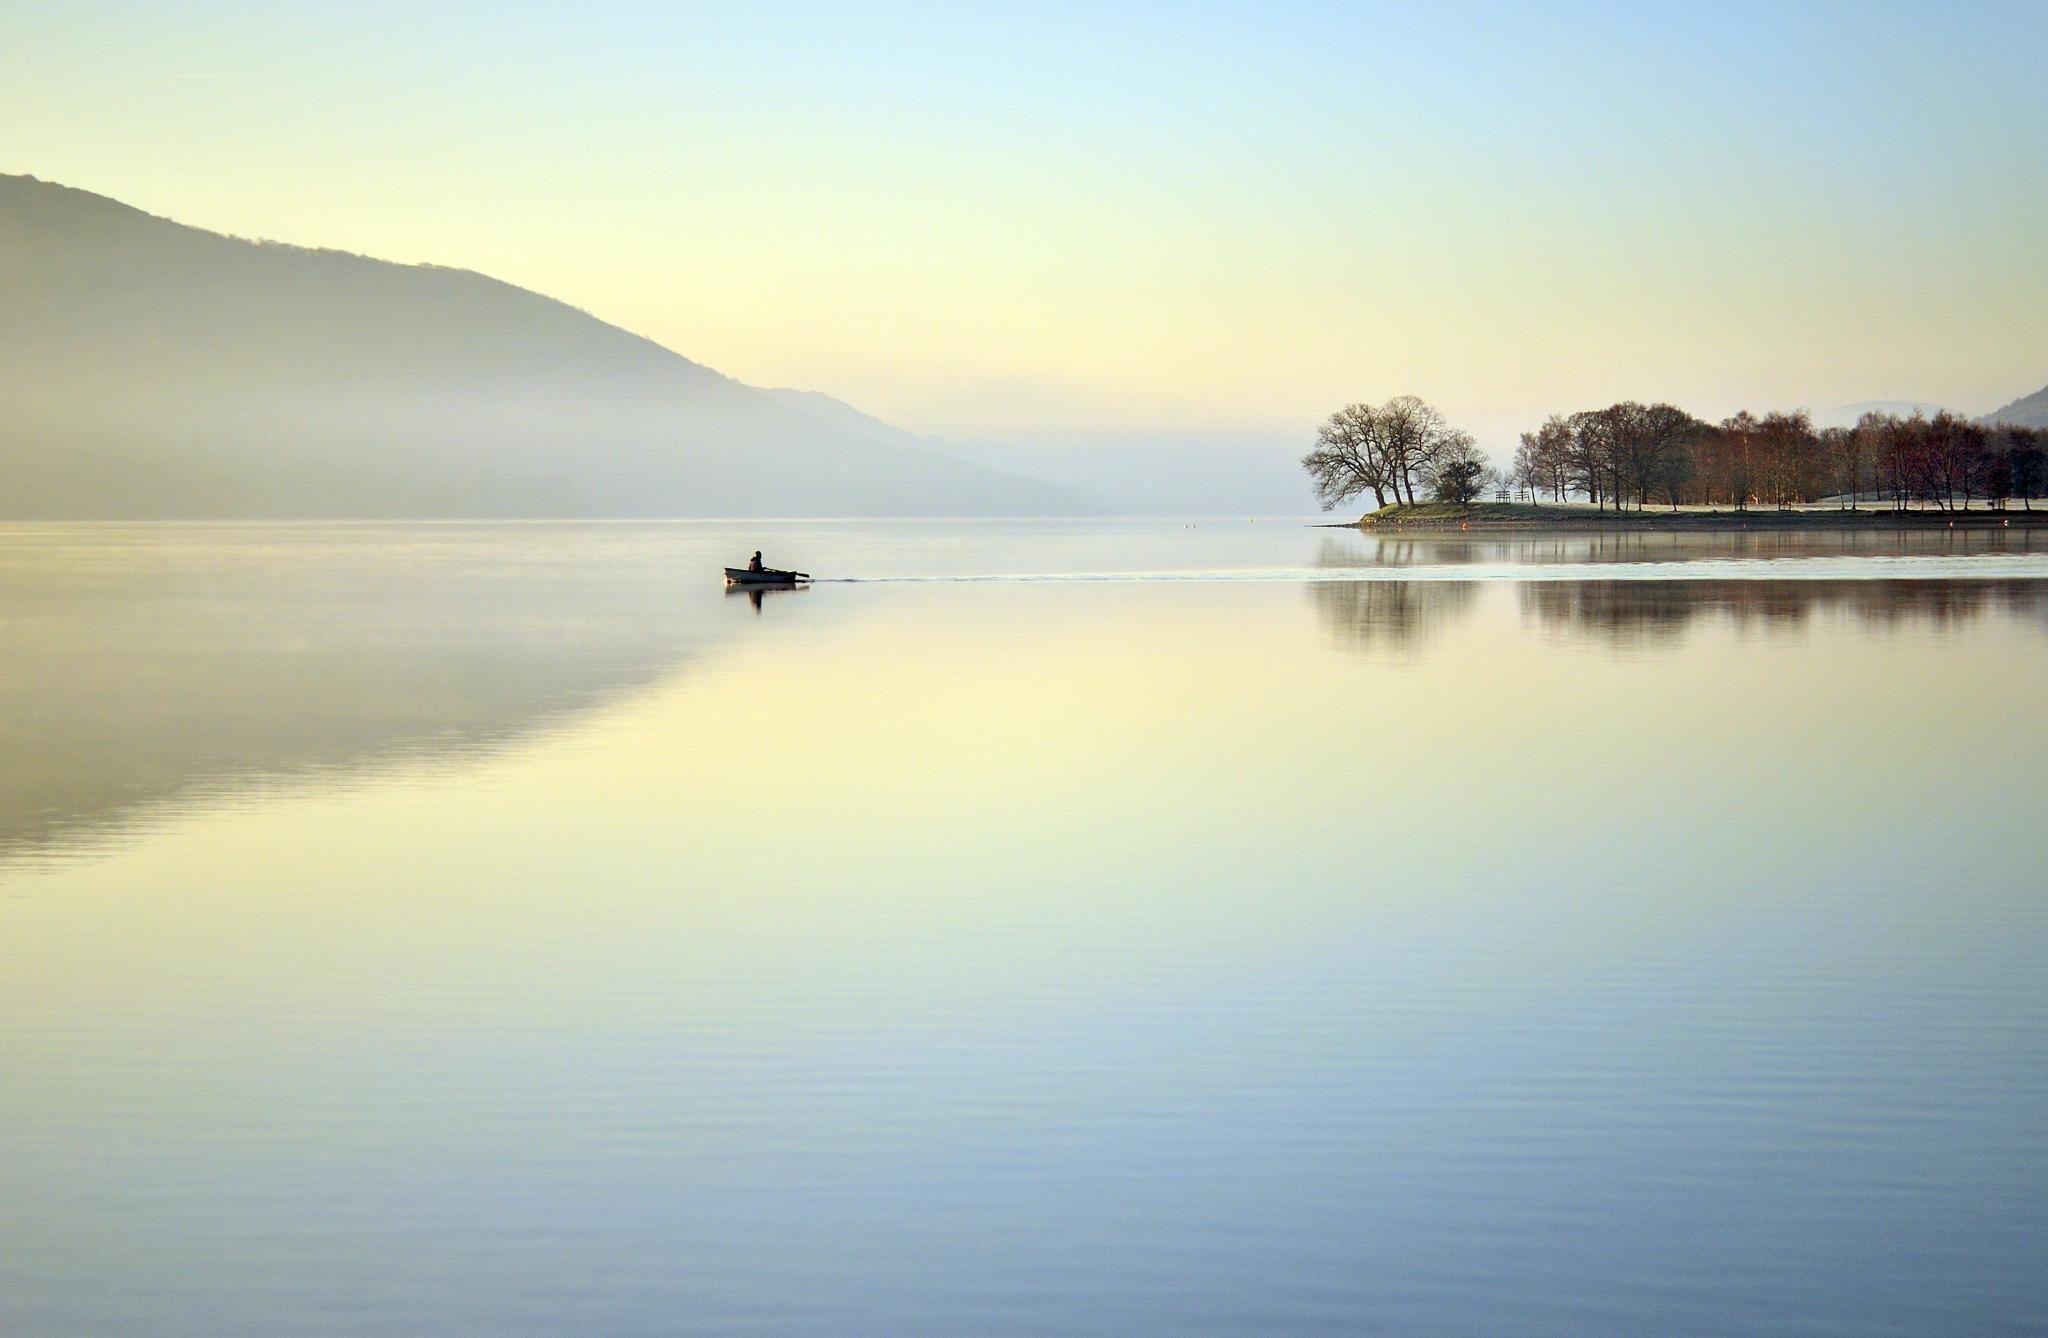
<box><xmin>1344</xmin><ymin>504</ymin><xmax>2048</xmax><ymax>533</ymax></box>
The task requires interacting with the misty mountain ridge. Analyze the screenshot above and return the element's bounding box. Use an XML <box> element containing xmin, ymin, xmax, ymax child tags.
<box><xmin>0</xmin><ymin>173</ymin><xmax>1079</xmax><ymax>517</ymax></box>
<box><xmin>1984</xmin><ymin>382</ymin><xmax>2048</xmax><ymax>430</ymax></box>
<box><xmin>1815</xmin><ymin>391</ymin><xmax>2048</xmax><ymax>432</ymax></box>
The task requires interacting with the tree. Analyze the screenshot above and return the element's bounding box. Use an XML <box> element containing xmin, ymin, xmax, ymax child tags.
<box><xmin>1637</xmin><ymin>403</ymin><xmax>1705</xmax><ymax>509</ymax></box>
<box><xmin>1983</xmin><ymin>432</ymin><xmax>2016</xmax><ymax>510</ymax></box>
<box><xmin>1522</xmin><ymin>416</ymin><xmax>1574</xmax><ymax>501</ymax></box>
<box><xmin>1851</xmin><ymin>413</ymin><xmax>1897</xmax><ymax>508</ymax></box>
<box><xmin>1918</xmin><ymin>412</ymin><xmax>1987</xmax><ymax>511</ymax></box>
<box><xmin>1753</xmin><ymin>411</ymin><xmax>1817</xmax><ymax>507</ymax></box>
<box><xmin>1870</xmin><ymin>412</ymin><xmax>1922</xmax><ymax>510</ymax></box>
<box><xmin>1377</xmin><ymin>395</ymin><xmax>1467</xmax><ymax>505</ymax></box>
<box><xmin>1718</xmin><ymin>411</ymin><xmax>1761</xmax><ymax>509</ymax></box>
<box><xmin>1511</xmin><ymin>435</ymin><xmax>1543</xmax><ymax>503</ymax></box>
<box><xmin>1561</xmin><ymin>402</ymin><xmax>1700</xmax><ymax>510</ymax></box>
<box><xmin>1302</xmin><ymin>397</ymin><xmax>1473</xmax><ymax>512</ymax></box>
<box><xmin>1301</xmin><ymin>403</ymin><xmax>1397</xmax><ymax>512</ymax></box>
<box><xmin>1607</xmin><ymin>402</ymin><xmax>1658</xmax><ymax>510</ymax></box>
<box><xmin>1431</xmin><ymin>436</ymin><xmax>1494</xmax><ymax>504</ymax></box>
<box><xmin>1508</xmin><ymin>402</ymin><xmax>2046</xmax><ymax>517</ymax></box>
<box><xmin>2008</xmin><ymin>427</ymin><xmax>2046</xmax><ymax>511</ymax></box>
<box><xmin>1566</xmin><ymin>410</ymin><xmax>1614</xmax><ymax>509</ymax></box>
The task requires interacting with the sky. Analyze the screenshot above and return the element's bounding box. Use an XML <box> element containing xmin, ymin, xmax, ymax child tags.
<box><xmin>6</xmin><ymin>0</ymin><xmax>2047</xmax><ymax>455</ymax></box>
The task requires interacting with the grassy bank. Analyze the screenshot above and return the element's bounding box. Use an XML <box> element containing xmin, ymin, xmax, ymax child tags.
<box><xmin>1349</xmin><ymin>501</ymin><xmax>2048</xmax><ymax>531</ymax></box>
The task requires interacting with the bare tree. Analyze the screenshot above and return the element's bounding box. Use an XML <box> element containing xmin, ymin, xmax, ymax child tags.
<box><xmin>2008</xmin><ymin>427</ymin><xmax>2046</xmax><ymax>511</ymax></box>
<box><xmin>1848</xmin><ymin>414</ymin><xmax>1895</xmax><ymax>509</ymax></box>
<box><xmin>1607</xmin><ymin>402</ymin><xmax>1656</xmax><ymax>510</ymax></box>
<box><xmin>1510</xmin><ymin>435</ymin><xmax>1543</xmax><ymax>503</ymax></box>
<box><xmin>1870</xmin><ymin>412</ymin><xmax>1918</xmax><ymax>510</ymax></box>
<box><xmin>1302</xmin><ymin>404</ymin><xmax>1397</xmax><ymax>512</ymax></box>
<box><xmin>1303</xmin><ymin>397</ymin><xmax>1474</xmax><ymax>511</ymax></box>
<box><xmin>1637</xmin><ymin>403</ymin><xmax>1705</xmax><ymax>509</ymax></box>
<box><xmin>1916</xmin><ymin>412</ymin><xmax>1987</xmax><ymax>511</ymax></box>
<box><xmin>1983</xmin><ymin>432</ymin><xmax>2016</xmax><ymax>510</ymax></box>
<box><xmin>1750</xmin><ymin>411</ymin><xmax>1816</xmax><ymax>508</ymax></box>
<box><xmin>1377</xmin><ymin>395</ymin><xmax>1466</xmax><ymax>505</ymax></box>
<box><xmin>1718</xmin><ymin>411</ymin><xmax>1761</xmax><ymax>510</ymax></box>
<box><xmin>1566</xmin><ymin>410</ymin><xmax>1614</xmax><ymax>509</ymax></box>
<box><xmin>1505</xmin><ymin>402</ymin><xmax>2043</xmax><ymax>517</ymax></box>
<box><xmin>1531</xmin><ymin>411</ymin><xmax>1572</xmax><ymax>499</ymax></box>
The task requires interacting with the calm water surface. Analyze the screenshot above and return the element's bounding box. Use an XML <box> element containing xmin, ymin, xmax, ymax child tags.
<box><xmin>4</xmin><ymin>520</ymin><xmax>2047</xmax><ymax>1335</ymax></box>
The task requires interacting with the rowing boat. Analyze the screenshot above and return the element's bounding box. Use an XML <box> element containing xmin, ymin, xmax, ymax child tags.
<box><xmin>724</xmin><ymin>566</ymin><xmax>809</xmax><ymax>586</ymax></box>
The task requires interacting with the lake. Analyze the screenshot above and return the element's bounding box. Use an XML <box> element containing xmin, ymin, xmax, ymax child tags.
<box><xmin>4</xmin><ymin>519</ymin><xmax>2046</xmax><ymax>1335</ymax></box>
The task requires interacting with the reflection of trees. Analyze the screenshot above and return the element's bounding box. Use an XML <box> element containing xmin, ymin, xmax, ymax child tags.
<box><xmin>1517</xmin><ymin>582</ymin><xmax>1699</xmax><ymax>647</ymax></box>
<box><xmin>1309</xmin><ymin>566</ymin><xmax>2048</xmax><ymax>655</ymax></box>
<box><xmin>1307</xmin><ymin>577</ymin><xmax>1479</xmax><ymax>651</ymax></box>
<box><xmin>1317</xmin><ymin>527</ymin><xmax>2048</xmax><ymax>569</ymax></box>
<box><xmin>1312</xmin><ymin>532</ymin><xmax>2048</xmax><ymax>651</ymax></box>
<box><xmin>1519</xmin><ymin>579</ymin><xmax>2048</xmax><ymax>646</ymax></box>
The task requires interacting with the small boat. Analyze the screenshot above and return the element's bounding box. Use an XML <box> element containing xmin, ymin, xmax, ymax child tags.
<box><xmin>725</xmin><ymin>566</ymin><xmax>809</xmax><ymax>586</ymax></box>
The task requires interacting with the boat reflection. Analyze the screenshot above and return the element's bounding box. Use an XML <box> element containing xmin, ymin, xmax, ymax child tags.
<box><xmin>726</xmin><ymin>582</ymin><xmax>811</xmax><ymax>613</ymax></box>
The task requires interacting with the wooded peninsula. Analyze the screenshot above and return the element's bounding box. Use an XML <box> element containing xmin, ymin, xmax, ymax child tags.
<box><xmin>1304</xmin><ymin>397</ymin><xmax>2048</xmax><ymax>529</ymax></box>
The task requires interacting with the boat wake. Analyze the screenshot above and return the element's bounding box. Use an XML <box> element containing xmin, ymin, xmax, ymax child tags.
<box><xmin>816</xmin><ymin>555</ymin><xmax>2048</xmax><ymax>585</ymax></box>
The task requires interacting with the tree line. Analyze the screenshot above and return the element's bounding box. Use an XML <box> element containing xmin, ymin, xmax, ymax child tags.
<box><xmin>1511</xmin><ymin>405</ymin><xmax>2048</xmax><ymax>512</ymax></box>
<box><xmin>1304</xmin><ymin>396</ymin><xmax>2048</xmax><ymax>512</ymax></box>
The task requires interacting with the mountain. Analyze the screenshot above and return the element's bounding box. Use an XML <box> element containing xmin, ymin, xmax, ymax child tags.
<box><xmin>1983</xmin><ymin>382</ymin><xmax>2048</xmax><ymax>429</ymax></box>
<box><xmin>0</xmin><ymin>174</ymin><xmax>1077</xmax><ymax>517</ymax></box>
<box><xmin>761</xmin><ymin>386</ymin><xmax>942</xmax><ymax>453</ymax></box>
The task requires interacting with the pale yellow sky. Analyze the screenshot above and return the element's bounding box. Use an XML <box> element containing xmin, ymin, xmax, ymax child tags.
<box><xmin>7</xmin><ymin>2</ymin><xmax>2046</xmax><ymax>449</ymax></box>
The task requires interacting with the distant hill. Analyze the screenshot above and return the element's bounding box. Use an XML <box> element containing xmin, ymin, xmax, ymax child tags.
<box><xmin>1984</xmin><ymin>382</ymin><xmax>2048</xmax><ymax>429</ymax></box>
<box><xmin>761</xmin><ymin>386</ymin><xmax>942</xmax><ymax>453</ymax></box>
<box><xmin>0</xmin><ymin>174</ymin><xmax>1077</xmax><ymax>517</ymax></box>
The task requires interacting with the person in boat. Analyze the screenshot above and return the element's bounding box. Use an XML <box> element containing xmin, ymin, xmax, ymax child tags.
<box><xmin>747</xmin><ymin>551</ymin><xmax>765</xmax><ymax>572</ymax></box>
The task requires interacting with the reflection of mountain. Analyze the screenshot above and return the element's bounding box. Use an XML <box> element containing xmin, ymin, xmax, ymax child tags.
<box><xmin>0</xmin><ymin>526</ymin><xmax>743</xmax><ymax>861</ymax></box>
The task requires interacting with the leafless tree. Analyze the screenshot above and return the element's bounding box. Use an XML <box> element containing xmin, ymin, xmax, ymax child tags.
<box><xmin>1303</xmin><ymin>396</ymin><xmax>1475</xmax><ymax>511</ymax></box>
<box><xmin>1636</xmin><ymin>403</ymin><xmax>1706</xmax><ymax>509</ymax></box>
<box><xmin>1522</xmin><ymin>416</ymin><xmax>1574</xmax><ymax>501</ymax></box>
<box><xmin>1565</xmin><ymin>410</ymin><xmax>1614</xmax><ymax>509</ymax></box>
<box><xmin>2007</xmin><ymin>427</ymin><xmax>2046</xmax><ymax>511</ymax></box>
<box><xmin>1302</xmin><ymin>403</ymin><xmax>1398</xmax><ymax>511</ymax></box>
<box><xmin>1510</xmin><ymin>435</ymin><xmax>1543</xmax><ymax>503</ymax></box>
<box><xmin>1377</xmin><ymin>395</ymin><xmax>1466</xmax><ymax>505</ymax></box>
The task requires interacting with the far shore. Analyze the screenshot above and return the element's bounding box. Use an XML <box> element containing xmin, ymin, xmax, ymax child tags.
<box><xmin>1339</xmin><ymin>501</ymin><xmax>2048</xmax><ymax>532</ymax></box>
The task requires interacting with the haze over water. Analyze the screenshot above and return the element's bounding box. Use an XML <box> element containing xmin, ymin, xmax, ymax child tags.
<box><xmin>4</xmin><ymin>520</ymin><xmax>2047</xmax><ymax>1335</ymax></box>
